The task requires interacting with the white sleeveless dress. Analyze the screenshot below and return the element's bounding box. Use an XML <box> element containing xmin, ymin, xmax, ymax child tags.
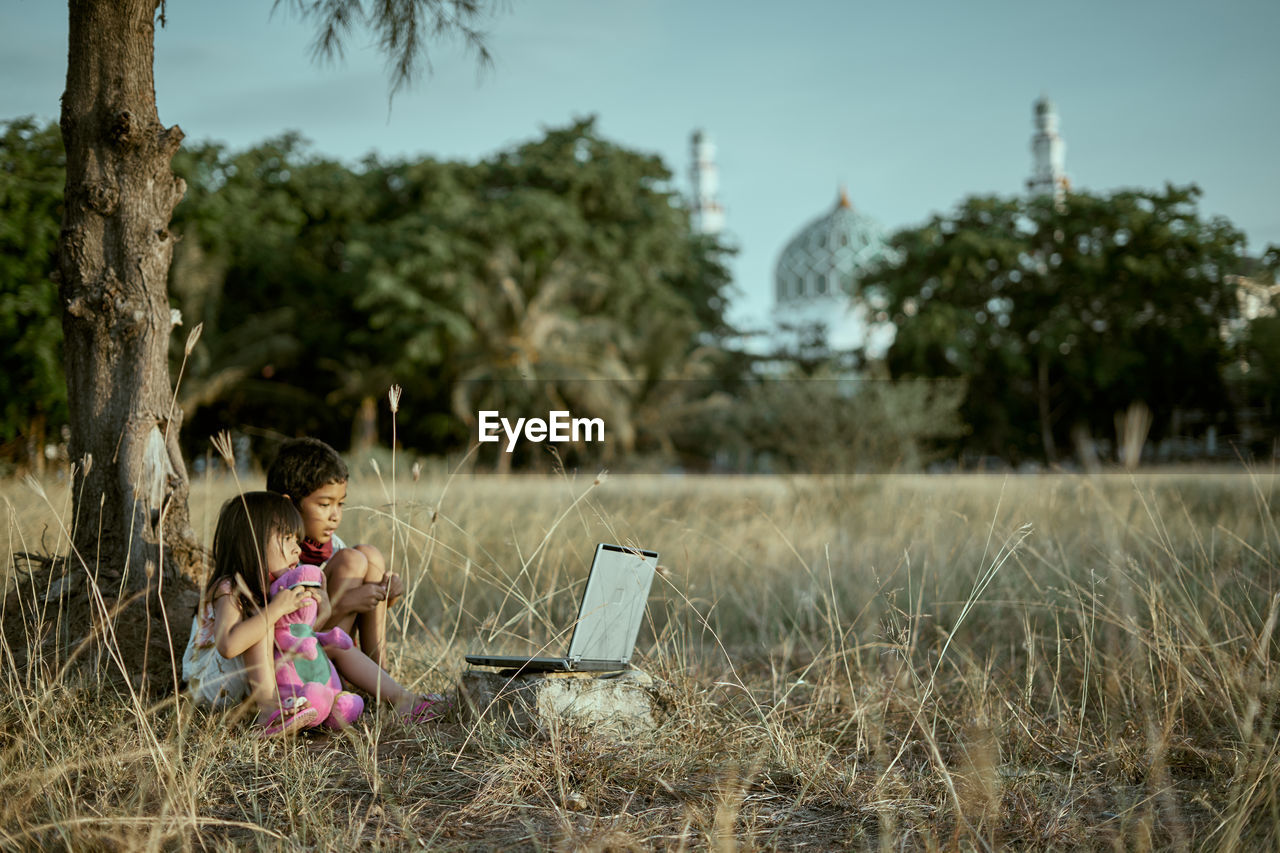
<box><xmin>181</xmin><ymin>579</ymin><xmax>250</xmax><ymax>709</ymax></box>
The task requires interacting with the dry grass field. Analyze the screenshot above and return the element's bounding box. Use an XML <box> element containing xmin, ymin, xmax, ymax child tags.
<box><xmin>2</xmin><ymin>466</ymin><xmax>1279</xmax><ymax>850</ymax></box>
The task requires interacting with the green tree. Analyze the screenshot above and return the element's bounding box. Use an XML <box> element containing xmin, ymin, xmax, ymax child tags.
<box><xmin>1234</xmin><ymin>315</ymin><xmax>1280</xmax><ymax>422</ymax></box>
<box><xmin>357</xmin><ymin>118</ymin><xmax>736</xmax><ymax>470</ymax></box>
<box><xmin>173</xmin><ymin>141</ymin><xmax>481</xmax><ymax>456</ymax></box>
<box><xmin>1223</xmin><ymin>252</ymin><xmax>1280</xmax><ymax>451</ymax></box>
<box><xmin>170</xmin><ymin>137</ymin><xmax>381</xmax><ymax>450</ymax></box>
<box><xmin>163</xmin><ymin>120</ymin><xmax>736</xmax><ymax>470</ymax></box>
<box><xmin>0</xmin><ymin>118</ymin><xmax>65</xmax><ymax>472</ymax></box>
<box><xmin>863</xmin><ymin>185</ymin><xmax>1246</xmax><ymax>463</ymax></box>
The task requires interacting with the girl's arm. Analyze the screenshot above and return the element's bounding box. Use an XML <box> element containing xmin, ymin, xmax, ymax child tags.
<box><xmin>213</xmin><ymin>585</ymin><xmax>310</xmax><ymax>660</ymax></box>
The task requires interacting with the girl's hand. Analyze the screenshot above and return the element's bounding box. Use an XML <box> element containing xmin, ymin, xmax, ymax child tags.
<box><xmin>270</xmin><ymin>585</ymin><xmax>312</xmax><ymax>617</ymax></box>
<box><xmin>312</xmin><ymin>585</ymin><xmax>332</xmax><ymax>626</ymax></box>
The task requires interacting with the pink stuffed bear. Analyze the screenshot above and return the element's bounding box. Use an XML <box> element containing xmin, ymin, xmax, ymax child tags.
<box><xmin>269</xmin><ymin>564</ymin><xmax>364</xmax><ymax>729</ymax></box>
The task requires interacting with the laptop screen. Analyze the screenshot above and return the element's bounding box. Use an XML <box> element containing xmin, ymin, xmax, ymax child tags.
<box><xmin>566</xmin><ymin>544</ymin><xmax>658</xmax><ymax>663</ymax></box>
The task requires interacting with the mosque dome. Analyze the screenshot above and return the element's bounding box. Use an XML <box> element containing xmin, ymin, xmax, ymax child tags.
<box><xmin>775</xmin><ymin>188</ymin><xmax>891</xmax><ymax>308</ymax></box>
<box><xmin>773</xmin><ymin>188</ymin><xmax>895</xmax><ymax>354</ymax></box>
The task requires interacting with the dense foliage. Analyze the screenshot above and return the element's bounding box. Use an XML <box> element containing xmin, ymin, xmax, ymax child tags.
<box><xmin>0</xmin><ymin>119</ymin><xmax>65</xmax><ymax>467</ymax></box>
<box><xmin>166</xmin><ymin>118</ymin><xmax>736</xmax><ymax>469</ymax></box>
<box><xmin>5</xmin><ymin>115</ymin><xmax>1277</xmax><ymax>471</ymax></box>
<box><xmin>862</xmin><ymin>187</ymin><xmax>1256</xmax><ymax>463</ymax></box>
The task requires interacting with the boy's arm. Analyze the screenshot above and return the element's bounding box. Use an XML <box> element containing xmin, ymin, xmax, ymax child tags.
<box><xmin>385</xmin><ymin>573</ymin><xmax>404</xmax><ymax>603</ymax></box>
<box><xmin>323</xmin><ymin>576</ymin><xmax>387</xmax><ymax>628</ymax></box>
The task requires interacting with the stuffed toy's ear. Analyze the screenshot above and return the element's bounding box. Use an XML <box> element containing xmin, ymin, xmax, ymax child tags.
<box><xmin>269</xmin><ymin>569</ymin><xmax>298</xmax><ymax>598</ymax></box>
<box><xmin>270</xmin><ymin>564</ymin><xmax>322</xmax><ymax>596</ymax></box>
<box><xmin>293</xmin><ymin>564</ymin><xmax>325</xmax><ymax>586</ymax></box>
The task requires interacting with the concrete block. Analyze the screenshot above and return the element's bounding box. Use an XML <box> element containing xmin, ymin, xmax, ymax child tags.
<box><xmin>459</xmin><ymin>668</ymin><xmax>662</xmax><ymax>738</ymax></box>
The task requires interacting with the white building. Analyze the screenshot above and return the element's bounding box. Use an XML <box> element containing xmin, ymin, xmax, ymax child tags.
<box><xmin>1027</xmin><ymin>94</ymin><xmax>1069</xmax><ymax>203</ymax></box>
<box><xmin>689</xmin><ymin>129</ymin><xmax>725</xmax><ymax>236</ymax></box>
<box><xmin>766</xmin><ymin>96</ymin><xmax>1069</xmax><ymax>357</ymax></box>
<box><xmin>771</xmin><ymin>187</ymin><xmax>896</xmax><ymax>356</ymax></box>
<box><xmin>690</xmin><ymin>97</ymin><xmax>1069</xmax><ymax>360</ymax></box>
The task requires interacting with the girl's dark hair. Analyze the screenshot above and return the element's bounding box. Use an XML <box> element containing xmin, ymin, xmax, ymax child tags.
<box><xmin>265</xmin><ymin>437</ymin><xmax>348</xmax><ymax>506</ymax></box>
<box><xmin>207</xmin><ymin>491</ymin><xmax>304</xmax><ymax>611</ymax></box>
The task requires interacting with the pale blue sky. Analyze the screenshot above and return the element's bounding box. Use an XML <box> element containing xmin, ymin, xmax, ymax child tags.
<box><xmin>3</xmin><ymin>0</ymin><xmax>1278</xmax><ymax>329</ymax></box>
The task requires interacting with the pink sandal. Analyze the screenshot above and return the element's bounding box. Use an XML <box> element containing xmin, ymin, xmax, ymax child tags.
<box><xmin>403</xmin><ymin>693</ymin><xmax>453</xmax><ymax>723</ymax></box>
<box><xmin>256</xmin><ymin>698</ymin><xmax>320</xmax><ymax>738</ymax></box>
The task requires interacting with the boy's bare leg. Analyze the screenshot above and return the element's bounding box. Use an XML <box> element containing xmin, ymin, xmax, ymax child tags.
<box><xmin>355</xmin><ymin>544</ymin><xmax>389</xmax><ymax>664</ymax></box>
<box><xmin>328</xmin><ymin>645</ymin><xmax>416</xmax><ymax>712</ymax></box>
<box><xmin>324</xmin><ymin>545</ymin><xmax>389</xmax><ymax>668</ymax></box>
<box><xmin>323</xmin><ymin>549</ymin><xmax>365</xmax><ymax>635</ymax></box>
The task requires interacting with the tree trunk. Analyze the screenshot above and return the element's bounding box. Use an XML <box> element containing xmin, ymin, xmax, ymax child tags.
<box><xmin>352</xmin><ymin>395</ymin><xmax>378</xmax><ymax>456</ymax></box>
<box><xmin>51</xmin><ymin>0</ymin><xmax>200</xmax><ymax>691</ymax></box>
<box><xmin>27</xmin><ymin>411</ymin><xmax>47</xmax><ymax>477</ymax></box>
<box><xmin>1037</xmin><ymin>355</ymin><xmax>1057</xmax><ymax>463</ymax></box>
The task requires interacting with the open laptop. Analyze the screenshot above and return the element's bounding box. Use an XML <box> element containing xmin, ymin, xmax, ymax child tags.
<box><xmin>465</xmin><ymin>543</ymin><xmax>659</xmax><ymax>674</ymax></box>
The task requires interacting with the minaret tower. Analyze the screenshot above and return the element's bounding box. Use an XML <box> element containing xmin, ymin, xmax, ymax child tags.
<box><xmin>690</xmin><ymin>129</ymin><xmax>725</xmax><ymax>235</ymax></box>
<box><xmin>1027</xmin><ymin>95</ymin><xmax>1068</xmax><ymax>204</ymax></box>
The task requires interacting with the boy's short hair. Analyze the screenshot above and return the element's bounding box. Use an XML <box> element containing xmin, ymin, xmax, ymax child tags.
<box><xmin>266</xmin><ymin>437</ymin><xmax>349</xmax><ymax>500</ymax></box>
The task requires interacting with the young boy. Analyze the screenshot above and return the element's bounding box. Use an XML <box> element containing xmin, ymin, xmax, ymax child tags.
<box><xmin>266</xmin><ymin>437</ymin><xmax>404</xmax><ymax>670</ymax></box>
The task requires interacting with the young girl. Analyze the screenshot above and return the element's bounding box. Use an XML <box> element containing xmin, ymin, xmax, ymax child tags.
<box><xmin>182</xmin><ymin>491</ymin><xmax>447</xmax><ymax>737</ymax></box>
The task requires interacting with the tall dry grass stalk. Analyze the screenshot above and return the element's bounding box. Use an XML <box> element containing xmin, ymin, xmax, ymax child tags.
<box><xmin>2</xmin><ymin>467</ymin><xmax>1278</xmax><ymax>849</ymax></box>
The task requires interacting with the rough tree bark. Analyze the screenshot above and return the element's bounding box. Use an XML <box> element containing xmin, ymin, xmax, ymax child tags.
<box><xmin>50</xmin><ymin>0</ymin><xmax>200</xmax><ymax>690</ymax></box>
